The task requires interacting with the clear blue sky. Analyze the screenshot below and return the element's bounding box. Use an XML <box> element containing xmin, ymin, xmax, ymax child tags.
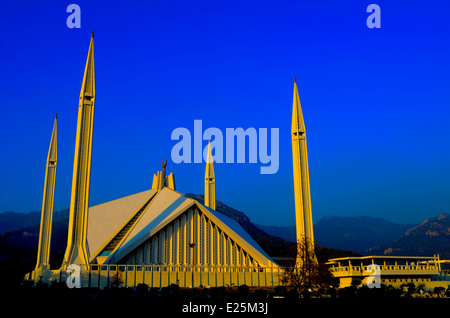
<box><xmin>0</xmin><ymin>0</ymin><xmax>449</xmax><ymax>226</ymax></box>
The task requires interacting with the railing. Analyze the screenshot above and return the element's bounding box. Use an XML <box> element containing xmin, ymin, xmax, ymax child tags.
<box><xmin>329</xmin><ymin>264</ymin><xmax>440</xmax><ymax>277</ymax></box>
<box><xmin>58</xmin><ymin>264</ymin><xmax>282</xmax><ymax>289</ymax></box>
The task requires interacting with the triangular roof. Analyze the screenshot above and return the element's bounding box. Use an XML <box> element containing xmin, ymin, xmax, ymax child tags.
<box><xmin>109</xmin><ymin>188</ymin><xmax>194</xmax><ymax>263</ymax></box>
<box><xmin>87</xmin><ymin>189</ymin><xmax>156</xmax><ymax>262</ymax></box>
<box><xmin>87</xmin><ymin>187</ymin><xmax>276</xmax><ymax>267</ymax></box>
<box><xmin>200</xmin><ymin>205</ymin><xmax>272</xmax><ymax>261</ymax></box>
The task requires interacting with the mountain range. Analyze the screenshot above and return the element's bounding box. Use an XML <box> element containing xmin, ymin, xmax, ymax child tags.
<box><xmin>257</xmin><ymin>213</ymin><xmax>450</xmax><ymax>259</ymax></box>
<box><xmin>257</xmin><ymin>216</ymin><xmax>413</xmax><ymax>253</ymax></box>
<box><xmin>0</xmin><ymin>194</ymin><xmax>357</xmax><ymax>274</ymax></box>
<box><xmin>1</xmin><ymin>195</ymin><xmax>449</xmax><ymax>273</ymax></box>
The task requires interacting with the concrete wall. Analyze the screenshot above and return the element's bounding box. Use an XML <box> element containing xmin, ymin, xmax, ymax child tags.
<box><xmin>43</xmin><ymin>265</ymin><xmax>282</xmax><ymax>289</ymax></box>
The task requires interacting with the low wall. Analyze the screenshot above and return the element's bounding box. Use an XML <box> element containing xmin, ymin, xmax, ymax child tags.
<box><xmin>29</xmin><ymin>265</ymin><xmax>282</xmax><ymax>289</ymax></box>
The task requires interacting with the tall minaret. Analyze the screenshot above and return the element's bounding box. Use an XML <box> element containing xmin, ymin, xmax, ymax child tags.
<box><xmin>35</xmin><ymin>115</ymin><xmax>57</xmax><ymax>270</ymax></box>
<box><xmin>63</xmin><ymin>31</ymin><xmax>95</xmax><ymax>268</ymax></box>
<box><xmin>204</xmin><ymin>139</ymin><xmax>215</xmax><ymax>209</ymax></box>
<box><xmin>292</xmin><ymin>78</ymin><xmax>315</xmax><ymax>250</ymax></box>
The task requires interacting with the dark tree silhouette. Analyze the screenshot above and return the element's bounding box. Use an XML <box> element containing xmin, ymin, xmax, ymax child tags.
<box><xmin>280</xmin><ymin>236</ymin><xmax>332</xmax><ymax>291</ymax></box>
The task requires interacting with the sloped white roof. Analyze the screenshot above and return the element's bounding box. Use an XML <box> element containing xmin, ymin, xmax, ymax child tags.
<box><xmin>87</xmin><ymin>189</ymin><xmax>156</xmax><ymax>262</ymax></box>
<box><xmin>109</xmin><ymin>188</ymin><xmax>194</xmax><ymax>263</ymax></box>
<box><xmin>201</xmin><ymin>205</ymin><xmax>272</xmax><ymax>261</ymax></box>
<box><xmin>104</xmin><ymin>187</ymin><xmax>275</xmax><ymax>267</ymax></box>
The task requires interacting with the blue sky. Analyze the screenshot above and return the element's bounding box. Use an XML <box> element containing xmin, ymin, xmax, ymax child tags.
<box><xmin>0</xmin><ymin>0</ymin><xmax>449</xmax><ymax>226</ymax></box>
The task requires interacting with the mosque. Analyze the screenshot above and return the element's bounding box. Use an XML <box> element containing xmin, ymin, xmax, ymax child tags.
<box><xmin>25</xmin><ymin>32</ymin><xmax>315</xmax><ymax>288</ymax></box>
<box><xmin>26</xmin><ymin>33</ymin><xmax>449</xmax><ymax>291</ymax></box>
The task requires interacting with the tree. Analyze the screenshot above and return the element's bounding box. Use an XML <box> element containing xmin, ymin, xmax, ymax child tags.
<box><xmin>417</xmin><ymin>283</ymin><xmax>425</xmax><ymax>294</ymax></box>
<box><xmin>280</xmin><ymin>236</ymin><xmax>332</xmax><ymax>291</ymax></box>
<box><xmin>111</xmin><ymin>270</ymin><xmax>124</xmax><ymax>288</ymax></box>
<box><xmin>403</xmin><ymin>282</ymin><xmax>415</xmax><ymax>294</ymax></box>
<box><xmin>434</xmin><ymin>286</ymin><xmax>445</xmax><ymax>297</ymax></box>
<box><xmin>0</xmin><ymin>232</ymin><xmax>10</xmax><ymax>247</ymax></box>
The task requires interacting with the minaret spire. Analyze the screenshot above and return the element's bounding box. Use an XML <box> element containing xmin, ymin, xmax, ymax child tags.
<box><xmin>291</xmin><ymin>78</ymin><xmax>315</xmax><ymax>258</ymax></box>
<box><xmin>63</xmin><ymin>33</ymin><xmax>96</xmax><ymax>268</ymax></box>
<box><xmin>205</xmin><ymin>139</ymin><xmax>215</xmax><ymax>209</ymax></box>
<box><xmin>35</xmin><ymin>115</ymin><xmax>57</xmax><ymax>270</ymax></box>
<box><xmin>160</xmin><ymin>158</ymin><xmax>168</xmax><ymax>190</ymax></box>
<box><xmin>292</xmin><ymin>78</ymin><xmax>306</xmax><ymax>137</ymax></box>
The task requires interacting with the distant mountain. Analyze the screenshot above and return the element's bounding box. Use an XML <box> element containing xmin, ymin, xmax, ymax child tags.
<box><xmin>0</xmin><ymin>194</ymin><xmax>359</xmax><ymax>274</ymax></box>
<box><xmin>257</xmin><ymin>214</ymin><xmax>450</xmax><ymax>259</ymax></box>
<box><xmin>2</xmin><ymin>197</ymin><xmax>448</xmax><ymax>286</ymax></box>
<box><xmin>0</xmin><ymin>217</ymin><xmax>69</xmax><ymax>264</ymax></box>
<box><xmin>367</xmin><ymin>213</ymin><xmax>450</xmax><ymax>258</ymax></box>
<box><xmin>0</xmin><ymin>209</ymin><xmax>69</xmax><ymax>235</ymax></box>
<box><xmin>255</xmin><ymin>224</ymin><xmax>296</xmax><ymax>242</ymax></box>
<box><xmin>0</xmin><ymin>211</ymin><xmax>41</xmax><ymax>235</ymax></box>
<box><xmin>314</xmin><ymin>216</ymin><xmax>414</xmax><ymax>254</ymax></box>
<box><xmin>3</xmin><ymin>201</ymin><xmax>449</xmax><ymax>261</ymax></box>
<box><xmin>256</xmin><ymin>216</ymin><xmax>413</xmax><ymax>254</ymax></box>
